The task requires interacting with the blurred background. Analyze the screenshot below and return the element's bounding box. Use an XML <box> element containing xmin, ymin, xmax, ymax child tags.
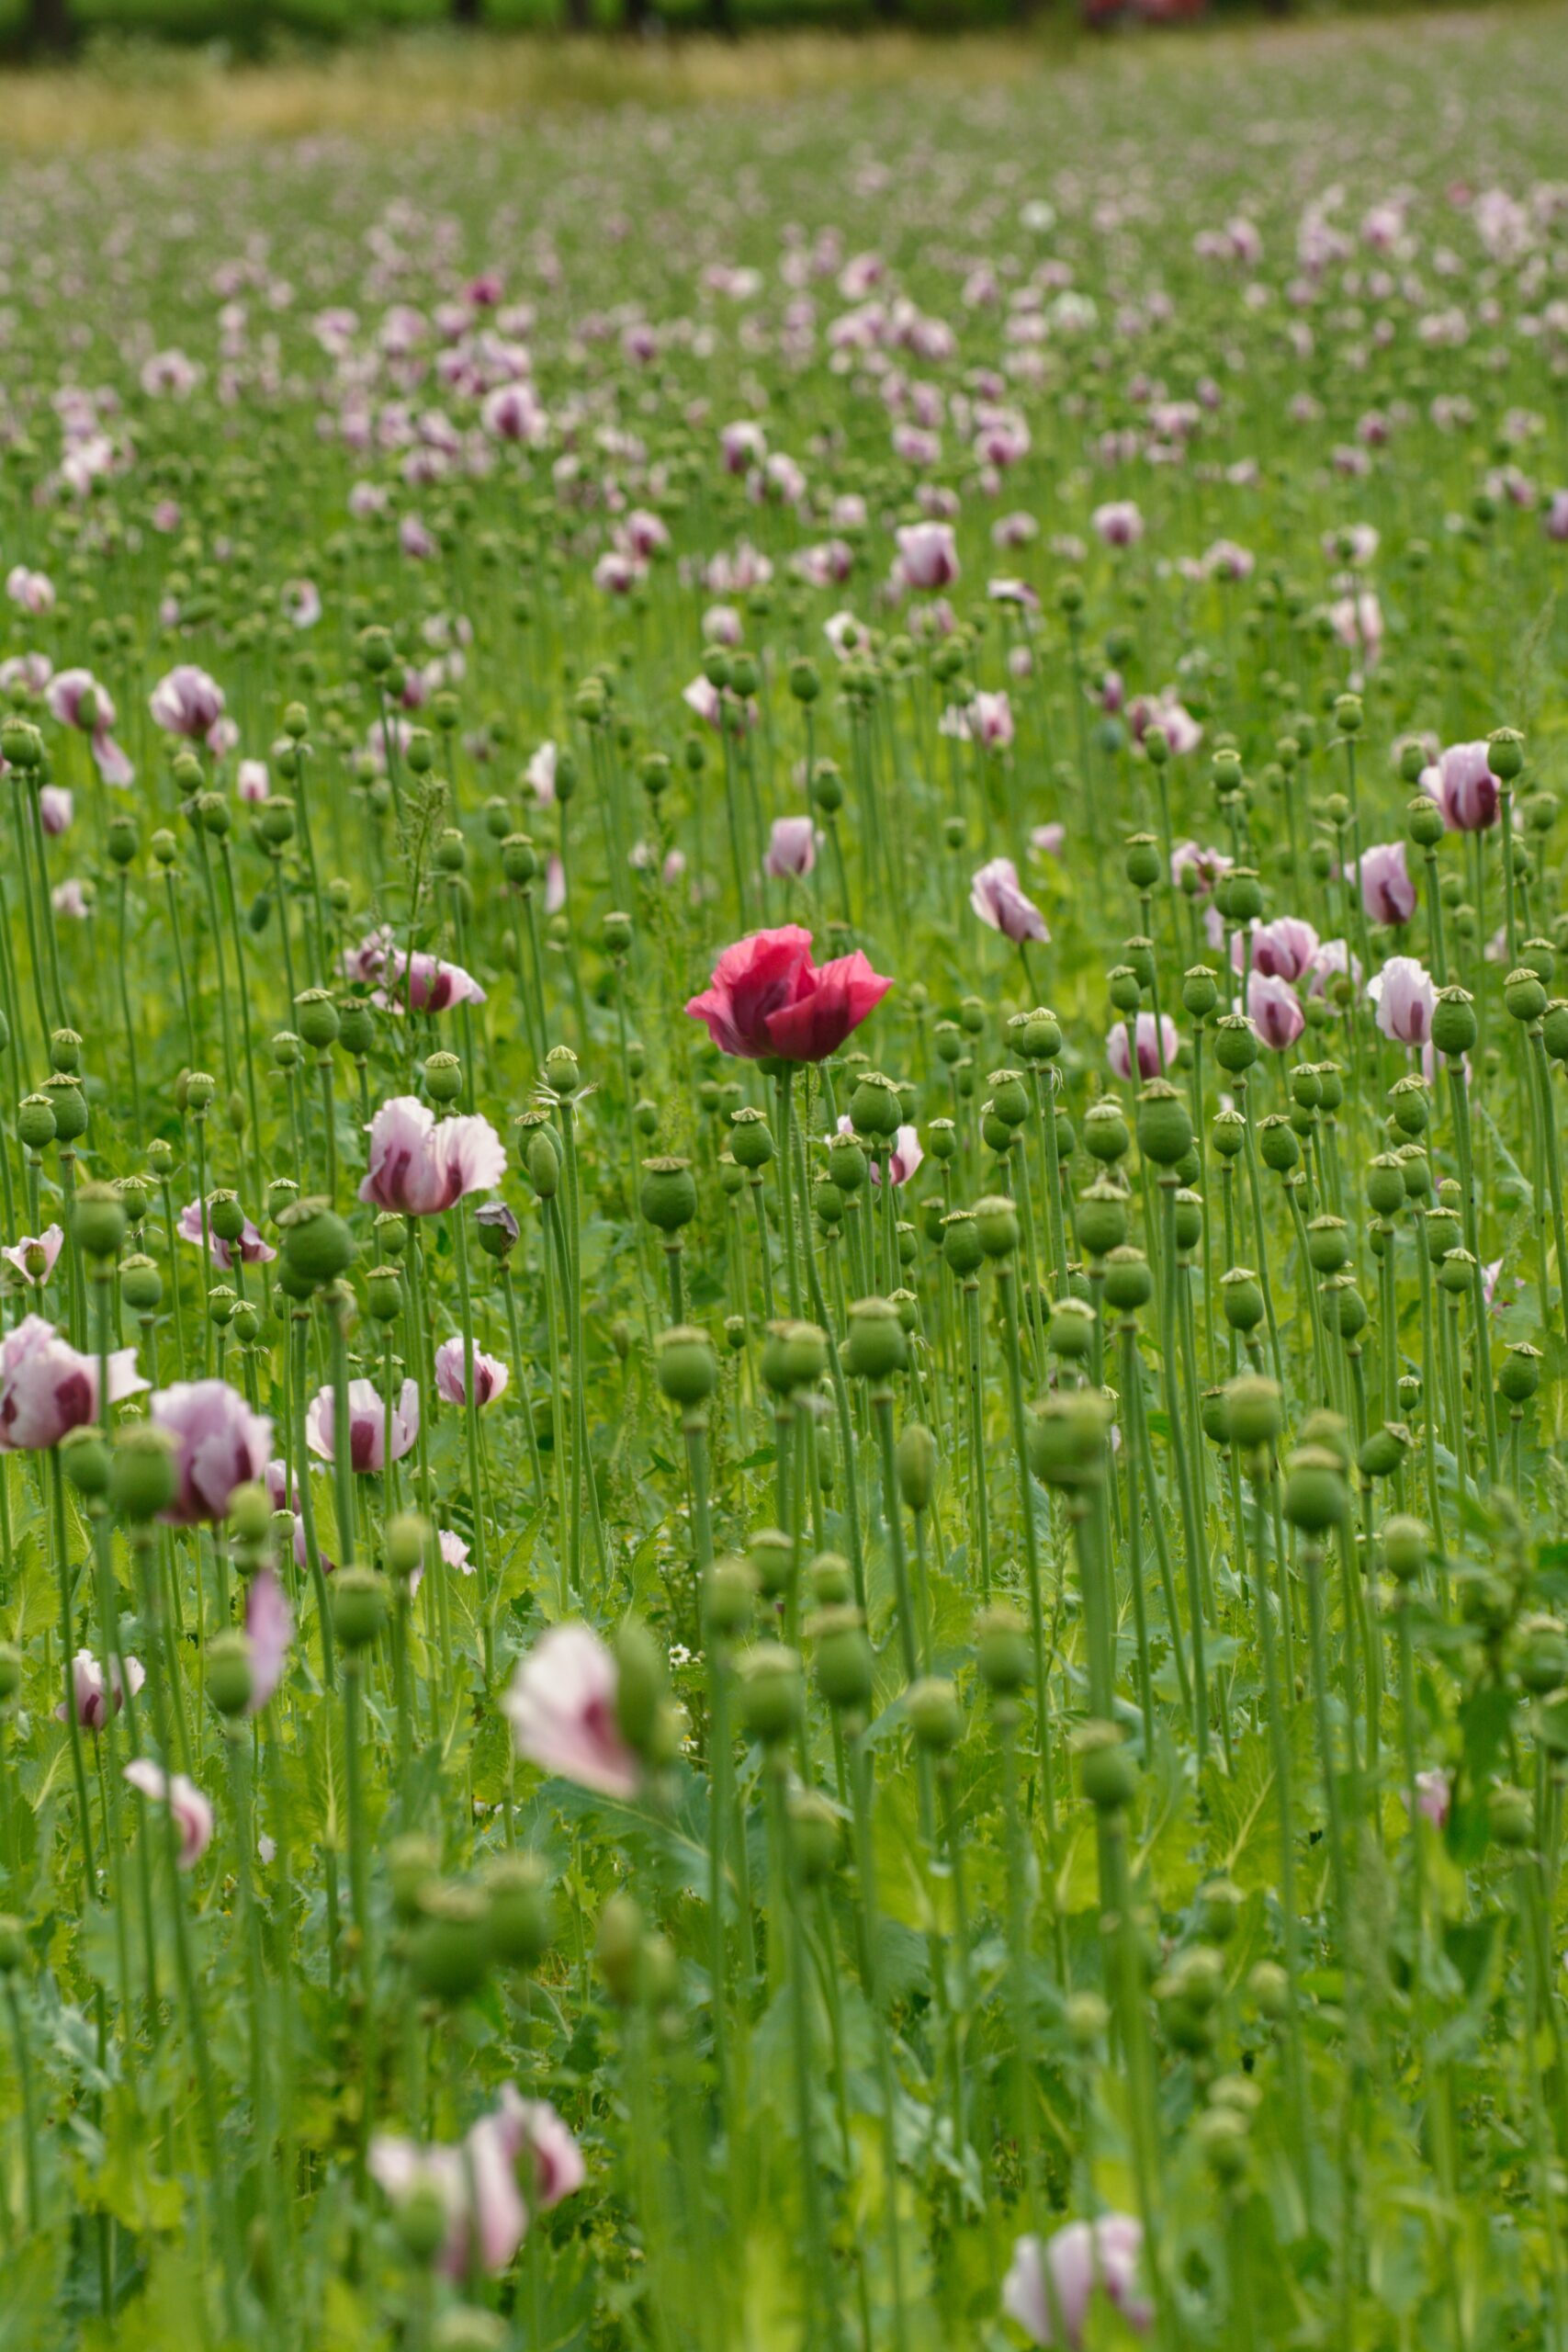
<box><xmin>7</xmin><ymin>0</ymin><xmax>1336</xmax><ymax>56</ymax></box>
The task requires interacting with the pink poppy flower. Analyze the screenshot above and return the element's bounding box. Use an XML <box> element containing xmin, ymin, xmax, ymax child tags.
<box><xmin>434</xmin><ymin>1339</ymin><xmax>509</xmax><ymax>1408</ymax></box>
<box><xmin>2</xmin><ymin>1226</ymin><xmax>62</xmax><ymax>1285</ymax></box>
<box><xmin>525</xmin><ymin>741</ymin><xmax>557</xmax><ymax>803</ymax></box>
<box><xmin>763</xmin><ymin>817</ymin><xmax>817</xmax><ymax>880</ymax></box>
<box><xmin>970</xmin><ymin>857</ymin><xmax>1048</xmax><ymax>945</ymax></box>
<box><xmin>1369</xmin><ymin>955</ymin><xmax>1437</xmax><ymax>1047</ymax></box>
<box><xmin>306</xmin><ymin>1378</ymin><xmax>420</xmax><ymax>1472</ymax></box>
<box><xmin>149</xmin><ymin>1381</ymin><xmax>272</xmax><ymax>1524</ymax></box>
<box><xmin>1247</xmin><ymin>917</ymin><xmax>1319</xmax><ymax>984</ymax></box>
<box><xmin>685</xmin><ymin>927</ymin><xmax>892</xmax><ymax>1064</ymax></box>
<box><xmin>1247</xmin><ymin>970</ymin><xmax>1305</xmax><ymax>1051</ymax></box>
<box><xmin>1420</xmin><ymin>741</ymin><xmax>1499</xmax><ymax>832</ymax></box>
<box><xmin>245</xmin><ymin>1568</ymin><xmax>294</xmax><ymax>1713</ymax></box>
<box><xmin>58</xmin><ymin>1650</ymin><xmax>145</xmax><ymax>1732</ymax></box>
<box><xmin>1412</xmin><ymin>1769</ymin><xmax>1450</xmax><ymax>1830</ymax></box>
<box><xmin>369</xmin><ymin>2086</ymin><xmax>581</xmax><ymax>2282</ymax></box>
<box><xmin>149</xmin><ymin>664</ymin><xmax>226</xmax><ymax>743</ymax></box>
<box><xmin>359</xmin><ymin>1097</ymin><xmax>506</xmax><ymax>1216</ymax></box>
<box><xmin>1128</xmin><ymin>693</ymin><xmax>1202</xmax><ymax>758</ymax></box>
<box><xmin>1352</xmin><ymin>841</ymin><xmax>1417</xmax><ymax>926</ymax></box>
<box><xmin>893</xmin><ymin>522</ymin><xmax>959</xmax><ymax>591</ymax></box>
<box><xmin>0</xmin><ymin>1315</ymin><xmax>145</xmax><ymax>1452</ymax></box>
<box><xmin>1092</xmin><ymin>501</ymin><xmax>1145</xmax><ymax>547</ymax></box>
<box><xmin>176</xmin><ymin>1199</ymin><xmax>276</xmax><ymax>1270</ymax></box>
<box><xmin>1108</xmin><ymin>1012</ymin><xmax>1179</xmax><ymax>1081</ymax></box>
<box><xmin>502</xmin><ymin>1623</ymin><xmax>639</xmax><ymax>1799</ymax></box>
<box><xmin>1002</xmin><ymin>2216</ymin><xmax>1152</xmax><ymax>2346</ymax></box>
<box><xmin>1170</xmin><ymin>841</ymin><xmax>1232</xmax><ymax>899</ymax></box>
<box><xmin>123</xmin><ymin>1760</ymin><xmax>214</xmax><ymax>1870</ymax></box>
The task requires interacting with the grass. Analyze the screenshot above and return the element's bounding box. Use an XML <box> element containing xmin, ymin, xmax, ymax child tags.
<box><xmin>0</xmin><ymin>1</ymin><xmax>1554</xmax><ymax>151</ymax></box>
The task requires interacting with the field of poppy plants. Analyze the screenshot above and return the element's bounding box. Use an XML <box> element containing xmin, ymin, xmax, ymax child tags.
<box><xmin>3</xmin><ymin>6</ymin><xmax>1568</xmax><ymax>2347</ymax></box>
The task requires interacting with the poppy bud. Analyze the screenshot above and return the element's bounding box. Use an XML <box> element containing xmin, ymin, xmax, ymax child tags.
<box><xmin>1076</xmin><ymin>1720</ymin><xmax>1137</xmax><ymax>1811</ymax></box>
<box><xmin>411</xmin><ymin>1882</ymin><xmax>491</xmax><ymax>2002</ymax></box>
<box><xmin>975</xmin><ymin>1604</ymin><xmax>1031</xmax><ymax>1695</ymax></box>
<box><xmin>333</xmin><ymin>1566</ymin><xmax>389</xmax><ymax>1651</ymax></box>
<box><xmin>739</xmin><ymin>1645</ymin><xmax>804</xmax><ymax>1745</ymax></box>
<box><xmin>640</xmin><ymin>1157</ymin><xmax>697</xmax><ymax>1233</ymax></box>
<box><xmin>843</xmin><ymin>1296</ymin><xmax>907</xmax><ymax>1382</ymax></box>
<box><xmin>1136</xmin><ymin>1080</ymin><xmax>1192</xmax><ymax>1168</ymax></box>
<box><xmin>811</xmin><ymin>1607</ymin><xmax>874</xmax><ymax>1712</ymax></box>
<box><xmin>655</xmin><ymin>1323</ymin><xmax>717</xmax><ymax>1408</ymax></box>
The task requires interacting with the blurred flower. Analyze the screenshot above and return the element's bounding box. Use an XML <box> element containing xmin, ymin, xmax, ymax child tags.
<box><xmin>503</xmin><ymin>1623</ymin><xmax>639</xmax><ymax>1798</ymax></box>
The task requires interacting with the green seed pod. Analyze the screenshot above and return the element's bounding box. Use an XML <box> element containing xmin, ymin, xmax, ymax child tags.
<box><xmin>294</xmin><ymin>989</ymin><xmax>341</xmax><ymax>1051</ymax></box>
<box><xmin>1542</xmin><ymin>1001</ymin><xmax>1568</xmax><ymax>1064</ymax></box>
<box><xmin>704</xmin><ymin>1558</ymin><xmax>757</xmax><ymax>1641</ymax></box>
<box><xmin>1083</xmin><ymin>1102</ymin><xmax>1130</xmax><ymax>1164</ymax></box>
<box><xmin>987</xmin><ymin>1069</ymin><xmax>1030</xmax><ymax>1126</ymax></box>
<box><xmin>1213</xmin><ymin>1014</ymin><xmax>1259</xmax><ymax>1075</ymax></box>
<box><xmin>1505</xmin><ymin>967</ymin><xmax>1548</xmax><ymax>1024</ymax></box>
<box><xmin>1359</xmin><ymin>1421</ymin><xmax>1409</xmax><ymax>1479</ymax></box>
<box><xmin>787</xmin><ymin>1789</ymin><xmax>840</xmax><ymax>1884</ymax></box>
<box><xmin>1227</xmin><ymin>1374</ymin><xmax>1282</xmax><ymax>1451</ymax></box>
<box><xmin>1499</xmin><ymin>1341</ymin><xmax>1542</xmax><ymax>1405</ymax></box>
<box><xmin>1305</xmin><ymin>1215</ymin><xmax>1349</xmax><ymax>1275</ymax></box>
<box><xmin>811</xmin><ymin>1606</ymin><xmax>874</xmax><ymax>1711</ymax></box>
<box><xmin>483</xmin><ymin>1852</ymin><xmax>553</xmax><ymax>1970</ymax></box>
<box><xmin>973</xmin><ymin>1193</ymin><xmax>1020</xmax><ymax>1259</ymax></box>
<box><xmin>1381</xmin><ymin>1515</ymin><xmax>1428</xmax><ymax>1584</ymax></box>
<box><xmin>72</xmin><ymin>1181</ymin><xmax>126</xmax><ymax>1261</ymax></box>
<box><xmin>896</xmin><ymin>1422</ymin><xmax>937</xmax><ymax>1512</ymax></box>
<box><xmin>279</xmin><ymin>1198</ymin><xmax>356</xmax><ymax>1288</ymax></box>
<box><xmin>207</xmin><ymin>1629</ymin><xmax>254</xmax><ymax>1718</ymax></box>
<box><xmin>639</xmin><ymin>1156</ymin><xmax>697</xmax><ymax>1233</ymax></box>
<box><xmin>333</xmin><ymin>1566</ymin><xmax>389</xmax><ymax>1651</ymax></box>
<box><xmin>941</xmin><ymin>1211</ymin><xmax>984</xmax><ymax>1279</ymax></box>
<box><xmin>1108</xmin><ymin>965</ymin><xmax>1142</xmax><ymax>1017</ymax></box>
<box><xmin>975</xmin><ymin>1604</ymin><xmax>1032</xmax><ymax>1696</ymax></box>
<box><xmin>410</xmin><ymin>1882</ymin><xmax>491</xmax><ymax>2002</ymax></box>
<box><xmin>1076</xmin><ymin>1720</ymin><xmax>1138</xmax><ymax>1811</ymax></box>
<box><xmin>1077</xmin><ymin>1179</ymin><xmax>1128</xmax><ymax>1260</ymax></box>
<box><xmin>849</xmin><ymin>1072</ymin><xmax>902</xmax><ymax>1140</ymax></box>
<box><xmin>1103</xmin><ymin>1245</ymin><xmax>1153</xmax><ymax>1316</ymax></box>
<box><xmin>827</xmin><ymin>1130</ymin><xmax>867</xmax><ymax>1193</ymax></box>
<box><xmin>1282</xmin><ymin>1446</ymin><xmax>1349</xmax><ymax>1533</ymax></box>
<box><xmin>1406</xmin><ymin>794</ymin><xmax>1446</xmax><ymax>850</ymax></box>
<box><xmin>612</xmin><ymin>1622</ymin><xmax>666</xmax><ymax>1758</ymax></box>
<box><xmin>1136</xmin><ymin>1080</ymin><xmax>1192</xmax><ymax>1168</ymax></box>
<box><xmin>749</xmin><ymin>1529</ymin><xmax>795</xmax><ymax>1599</ymax></box>
<box><xmin>1517</xmin><ymin>1613</ymin><xmax>1568</xmax><ymax>1696</ymax></box>
<box><xmin>843</xmin><ymin>1296</ymin><xmax>908</xmax><ymax>1382</ymax></box>
<box><xmin>1488</xmin><ymin>1784</ymin><xmax>1532</xmax><ymax>1849</ymax></box>
<box><xmin>1181</xmin><ymin>966</ymin><xmax>1220</xmax><ymax>1021</ymax></box>
<box><xmin>1487</xmin><ymin>727</ymin><xmax>1525</xmax><ymax>784</ymax></box>
<box><xmin>1220</xmin><ymin>1268</ymin><xmax>1264</xmax><ymax>1333</ymax></box>
<box><xmin>739</xmin><ymin>1644</ymin><xmax>804</xmax><ymax>1743</ymax></box>
<box><xmin>1431</xmin><ymin>986</ymin><xmax>1477</xmax><ymax>1058</ymax></box>
<box><xmin>1438</xmin><ymin>1246</ymin><xmax>1474</xmax><ymax>1296</ymax></box>
<box><xmin>1014</xmin><ymin>1007</ymin><xmax>1062</xmax><ymax>1062</ymax></box>
<box><xmin>109</xmin><ymin>1424</ymin><xmax>178</xmax><ymax>1521</ymax></box>
<box><xmin>1173</xmin><ymin>1189</ymin><xmax>1203</xmax><ymax>1253</ymax></box>
<box><xmin>1026</xmin><ymin>1389</ymin><xmax>1112</xmax><ymax>1488</ymax></box>
<box><xmin>119</xmin><ymin>1252</ymin><xmax>163</xmax><ymax>1315</ymax></box>
<box><xmin>907</xmin><ymin>1675</ymin><xmax>963</xmax><ymax>1753</ymax></box>
<box><xmin>728</xmin><ymin>1107</ymin><xmax>774</xmax><ymax>1170</ymax></box>
<box><xmin>655</xmin><ymin>1323</ymin><xmax>717</xmax><ymax>1408</ymax></box>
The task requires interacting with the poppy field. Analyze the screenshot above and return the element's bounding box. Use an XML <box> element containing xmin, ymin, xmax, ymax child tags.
<box><xmin>5</xmin><ymin>9</ymin><xmax>1568</xmax><ymax>2347</ymax></box>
